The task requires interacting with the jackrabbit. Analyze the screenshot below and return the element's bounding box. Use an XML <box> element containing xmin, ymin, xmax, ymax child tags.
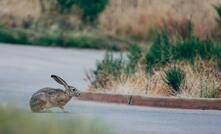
<box><xmin>29</xmin><ymin>75</ymin><xmax>80</xmax><ymax>112</ymax></box>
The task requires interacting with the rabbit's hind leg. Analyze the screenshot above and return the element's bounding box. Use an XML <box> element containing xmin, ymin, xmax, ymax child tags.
<box><xmin>59</xmin><ymin>106</ymin><xmax>69</xmax><ymax>113</ymax></box>
<box><xmin>30</xmin><ymin>99</ymin><xmax>46</xmax><ymax>113</ymax></box>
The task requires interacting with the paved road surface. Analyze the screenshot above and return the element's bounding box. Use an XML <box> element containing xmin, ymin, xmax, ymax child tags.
<box><xmin>0</xmin><ymin>44</ymin><xmax>221</xmax><ymax>134</ymax></box>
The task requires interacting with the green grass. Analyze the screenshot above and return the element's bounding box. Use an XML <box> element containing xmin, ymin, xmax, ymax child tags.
<box><xmin>0</xmin><ymin>106</ymin><xmax>112</xmax><ymax>134</ymax></box>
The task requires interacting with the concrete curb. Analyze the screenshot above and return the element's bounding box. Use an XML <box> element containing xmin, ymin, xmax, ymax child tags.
<box><xmin>79</xmin><ymin>92</ymin><xmax>221</xmax><ymax>110</ymax></box>
<box><xmin>79</xmin><ymin>92</ymin><xmax>131</xmax><ymax>104</ymax></box>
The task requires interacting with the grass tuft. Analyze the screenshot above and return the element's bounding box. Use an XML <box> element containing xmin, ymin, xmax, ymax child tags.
<box><xmin>163</xmin><ymin>66</ymin><xmax>185</xmax><ymax>94</ymax></box>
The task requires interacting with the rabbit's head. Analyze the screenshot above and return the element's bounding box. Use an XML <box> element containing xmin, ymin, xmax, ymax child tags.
<box><xmin>66</xmin><ymin>85</ymin><xmax>80</xmax><ymax>97</ymax></box>
<box><xmin>51</xmin><ymin>75</ymin><xmax>80</xmax><ymax>97</ymax></box>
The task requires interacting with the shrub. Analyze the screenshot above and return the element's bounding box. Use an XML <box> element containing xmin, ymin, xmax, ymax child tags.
<box><xmin>145</xmin><ymin>30</ymin><xmax>219</xmax><ymax>71</ymax></box>
<box><xmin>125</xmin><ymin>44</ymin><xmax>142</xmax><ymax>74</ymax></box>
<box><xmin>163</xmin><ymin>66</ymin><xmax>185</xmax><ymax>94</ymax></box>
<box><xmin>93</xmin><ymin>52</ymin><xmax>123</xmax><ymax>88</ymax></box>
<box><xmin>145</xmin><ymin>31</ymin><xmax>171</xmax><ymax>71</ymax></box>
<box><xmin>173</xmin><ymin>37</ymin><xmax>216</xmax><ymax>61</ymax></box>
<box><xmin>145</xmin><ymin>19</ymin><xmax>221</xmax><ymax>72</ymax></box>
<box><xmin>76</xmin><ymin>0</ymin><xmax>109</xmax><ymax>23</ymax></box>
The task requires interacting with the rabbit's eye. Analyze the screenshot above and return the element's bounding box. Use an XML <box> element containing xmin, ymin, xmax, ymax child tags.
<box><xmin>72</xmin><ymin>88</ymin><xmax>76</xmax><ymax>91</ymax></box>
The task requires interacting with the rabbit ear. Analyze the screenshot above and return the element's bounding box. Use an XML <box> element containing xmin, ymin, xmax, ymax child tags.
<box><xmin>51</xmin><ymin>75</ymin><xmax>69</xmax><ymax>89</ymax></box>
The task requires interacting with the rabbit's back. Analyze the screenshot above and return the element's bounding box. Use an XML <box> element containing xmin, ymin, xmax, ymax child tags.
<box><xmin>35</xmin><ymin>88</ymin><xmax>64</xmax><ymax>95</ymax></box>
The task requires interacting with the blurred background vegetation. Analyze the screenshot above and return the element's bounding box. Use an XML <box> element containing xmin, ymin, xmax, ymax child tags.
<box><xmin>0</xmin><ymin>0</ymin><xmax>125</xmax><ymax>50</ymax></box>
<box><xmin>0</xmin><ymin>105</ymin><xmax>112</xmax><ymax>134</ymax></box>
<box><xmin>0</xmin><ymin>0</ymin><xmax>221</xmax><ymax>50</ymax></box>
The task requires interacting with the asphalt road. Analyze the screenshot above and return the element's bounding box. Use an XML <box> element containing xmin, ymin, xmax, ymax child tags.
<box><xmin>0</xmin><ymin>44</ymin><xmax>221</xmax><ymax>134</ymax></box>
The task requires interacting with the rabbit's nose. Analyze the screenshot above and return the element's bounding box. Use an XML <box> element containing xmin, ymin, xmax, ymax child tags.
<box><xmin>75</xmin><ymin>92</ymin><xmax>80</xmax><ymax>96</ymax></box>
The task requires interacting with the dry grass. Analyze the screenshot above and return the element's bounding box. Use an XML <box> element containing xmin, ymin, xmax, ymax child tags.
<box><xmin>99</xmin><ymin>0</ymin><xmax>221</xmax><ymax>39</ymax></box>
<box><xmin>0</xmin><ymin>0</ymin><xmax>41</xmax><ymax>22</ymax></box>
<box><xmin>88</xmin><ymin>60</ymin><xmax>221</xmax><ymax>98</ymax></box>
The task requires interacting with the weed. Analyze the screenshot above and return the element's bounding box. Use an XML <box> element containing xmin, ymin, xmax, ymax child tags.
<box><xmin>163</xmin><ymin>66</ymin><xmax>185</xmax><ymax>94</ymax></box>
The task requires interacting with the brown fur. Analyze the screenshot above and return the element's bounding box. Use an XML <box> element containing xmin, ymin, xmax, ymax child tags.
<box><xmin>30</xmin><ymin>88</ymin><xmax>75</xmax><ymax>112</ymax></box>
